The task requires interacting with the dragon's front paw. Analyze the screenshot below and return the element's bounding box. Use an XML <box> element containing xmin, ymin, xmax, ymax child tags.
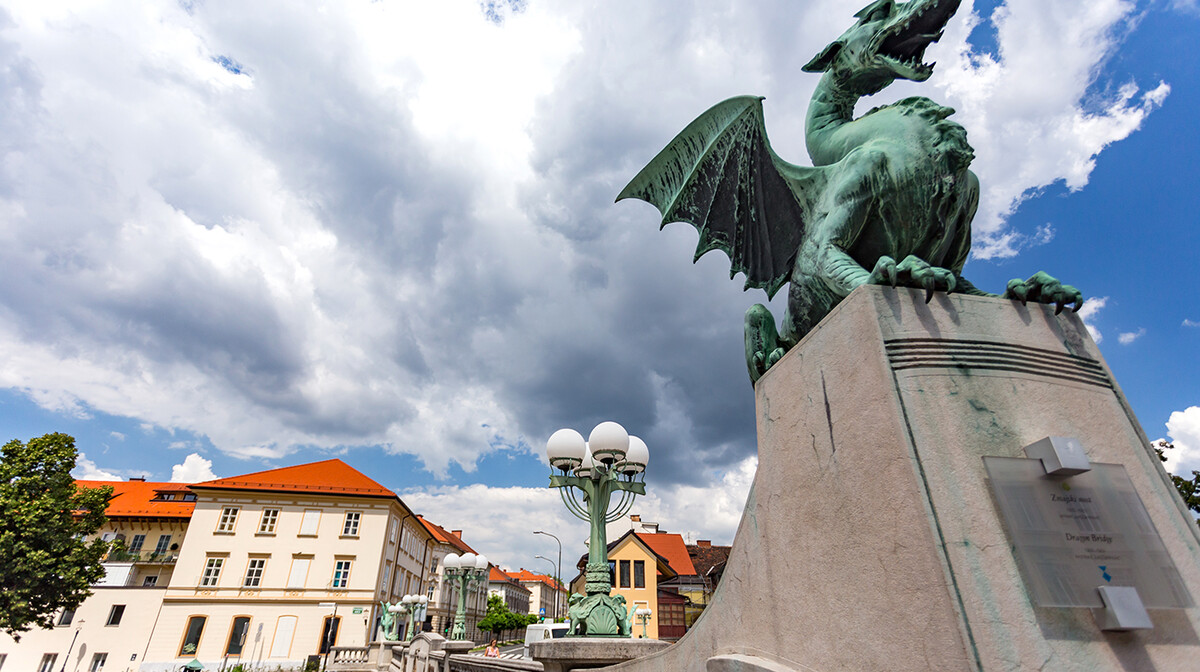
<box><xmin>1004</xmin><ymin>271</ymin><xmax>1083</xmax><ymax>314</ymax></box>
<box><xmin>869</xmin><ymin>255</ymin><xmax>957</xmax><ymax>303</ymax></box>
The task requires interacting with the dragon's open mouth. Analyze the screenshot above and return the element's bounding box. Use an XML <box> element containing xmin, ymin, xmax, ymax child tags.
<box><xmin>874</xmin><ymin>0</ymin><xmax>961</xmax><ymax>79</ymax></box>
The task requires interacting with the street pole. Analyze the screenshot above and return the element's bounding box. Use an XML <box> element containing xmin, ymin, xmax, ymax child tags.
<box><xmin>318</xmin><ymin>602</ymin><xmax>338</xmax><ymax>672</ymax></box>
<box><xmin>533</xmin><ymin>530</ymin><xmax>563</xmax><ymax>620</ymax></box>
<box><xmin>534</xmin><ymin>555</ymin><xmax>559</xmax><ymax>621</ymax></box>
<box><xmin>59</xmin><ymin>622</ymin><xmax>82</xmax><ymax>672</ymax></box>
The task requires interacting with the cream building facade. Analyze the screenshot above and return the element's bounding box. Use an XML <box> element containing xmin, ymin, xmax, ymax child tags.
<box><xmin>0</xmin><ymin>460</ymin><xmax>497</xmax><ymax>672</ymax></box>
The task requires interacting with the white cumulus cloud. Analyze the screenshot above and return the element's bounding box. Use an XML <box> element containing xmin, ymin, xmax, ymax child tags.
<box><xmin>1077</xmin><ymin>296</ymin><xmax>1108</xmax><ymax>344</ymax></box>
<box><xmin>1159</xmin><ymin>406</ymin><xmax>1200</xmax><ymax>477</ymax></box>
<box><xmin>72</xmin><ymin>452</ymin><xmax>122</xmax><ymax>481</ymax></box>
<box><xmin>171</xmin><ymin>452</ymin><xmax>217</xmax><ymax>483</ymax></box>
<box><xmin>1118</xmin><ymin>328</ymin><xmax>1145</xmax><ymax>345</ymax></box>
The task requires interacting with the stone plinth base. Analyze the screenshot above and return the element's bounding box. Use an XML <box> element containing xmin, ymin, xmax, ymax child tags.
<box><xmin>604</xmin><ymin>285</ymin><xmax>1200</xmax><ymax>671</ymax></box>
<box><xmin>530</xmin><ymin>639</ymin><xmax>670</xmax><ymax>672</ymax></box>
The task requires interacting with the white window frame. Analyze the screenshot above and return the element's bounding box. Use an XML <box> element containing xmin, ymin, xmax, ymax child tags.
<box><xmin>342</xmin><ymin>512</ymin><xmax>361</xmax><ymax>537</ymax></box>
<box><xmin>216</xmin><ymin>507</ymin><xmax>240</xmax><ymax>533</ymax></box>
<box><xmin>38</xmin><ymin>654</ymin><xmax>57</xmax><ymax>672</ymax></box>
<box><xmin>88</xmin><ymin>653</ymin><xmax>107</xmax><ymax>672</ymax></box>
<box><xmin>201</xmin><ymin>557</ymin><xmax>224</xmax><ymax>586</ymax></box>
<box><xmin>244</xmin><ymin>558</ymin><xmax>267</xmax><ymax>587</ymax></box>
<box><xmin>128</xmin><ymin>534</ymin><xmax>145</xmax><ymax>552</ymax></box>
<box><xmin>389</xmin><ymin>519</ymin><xmax>398</xmax><ymax>543</ymax></box>
<box><xmin>258</xmin><ymin>509</ymin><xmax>280</xmax><ymax>534</ymax></box>
<box><xmin>331</xmin><ymin>560</ymin><xmax>353</xmax><ymax>588</ymax></box>
<box><xmin>154</xmin><ymin>534</ymin><xmax>171</xmax><ymax>554</ymax></box>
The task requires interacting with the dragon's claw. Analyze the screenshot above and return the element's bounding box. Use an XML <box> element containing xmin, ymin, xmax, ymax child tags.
<box><xmin>1004</xmin><ymin>272</ymin><xmax>1083</xmax><ymax>313</ymax></box>
<box><xmin>871</xmin><ymin>255</ymin><xmax>957</xmax><ymax>302</ymax></box>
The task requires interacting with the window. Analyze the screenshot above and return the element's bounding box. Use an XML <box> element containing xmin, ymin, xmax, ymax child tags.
<box><xmin>258</xmin><ymin>509</ymin><xmax>279</xmax><ymax>534</ymax></box>
<box><xmin>634</xmin><ymin>560</ymin><xmax>645</xmax><ymax>589</ymax></box>
<box><xmin>332</xmin><ymin>560</ymin><xmax>352</xmax><ymax>588</ymax></box>
<box><xmin>58</xmin><ymin>608</ymin><xmax>75</xmax><ymax>626</ymax></box>
<box><xmin>201</xmin><ymin>557</ymin><xmax>224</xmax><ymax>586</ymax></box>
<box><xmin>154</xmin><ymin>534</ymin><xmax>171</xmax><ymax>554</ymax></box>
<box><xmin>38</xmin><ymin>654</ymin><xmax>57</xmax><ymax>672</ymax></box>
<box><xmin>389</xmin><ymin>519</ymin><xmax>398</xmax><ymax>543</ymax></box>
<box><xmin>382</xmin><ymin>562</ymin><xmax>392</xmax><ymax>595</ymax></box>
<box><xmin>287</xmin><ymin>557</ymin><xmax>311</xmax><ymax>587</ymax></box>
<box><xmin>179</xmin><ymin>616</ymin><xmax>206</xmax><ymax>656</ymax></box>
<box><xmin>89</xmin><ymin>653</ymin><xmax>107</xmax><ymax>672</ymax></box>
<box><xmin>619</xmin><ymin>560</ymin><xmax>631</xmax><ymax>588</ymax></box>
<box><xmin>226</xmin><ymin>617</ymin><xmax>251</xmax><ymax>655</ymax></box>
<box><xmin>128</xmin><ymin>534</ymin><xmax>145</xmax><ymax>552</ymax></box>
<box><xmin>216</xmin><ymin>507</ymin><xmax>240</xmax><ymax>533</ymax></box>
<box><xmin>299</xmin><ymin>509</ymin><xmax>320</xmax><ymax>536</ymax></box>
<box><xmin>244</xmin><ymin>558</ymin><xmax>267</xmax><ymax>587</ymax></box>
<box><xmin>319</xmin><ymin>617</ymin><xmax>341</xmax><ymax>653</ymax></box>
<box><xmin>143</xmin><ymin>576</ymin><xmax>158</xmax><ymax>587</ymax></box>
<box><xmin>342</xmin><ymin>512</ymin><xmax>361</xmax><ymax>536</ymax></box>
<box><xmin>106</xmin><ymin>604</ymin><xmax>125</xmax><ymax>626</ymax></box>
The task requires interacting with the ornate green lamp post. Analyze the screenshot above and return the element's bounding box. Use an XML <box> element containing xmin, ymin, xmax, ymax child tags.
<box><xmin>442</xmin><ymin>552</ymin><xmax>489</xmax><ymax>640</ymax></box>
<box><xmin>396</xmin><ymin>594</ymin><xmax>428</xmax><ymax>640</ymax></box>
<box><xmin>633</xmin><ymin>607</ymin><xmax>652</xmax><ymax>639</ymax></box>
<box><xmin>546</xmin><ymin>421</ymin><xmax>649</xmax><ymax>637</ymax></box>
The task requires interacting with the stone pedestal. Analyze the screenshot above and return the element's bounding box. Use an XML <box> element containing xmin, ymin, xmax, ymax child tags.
<box><xmin>605</xmin><ymin>285</ymin><xmax>1200</xmax><ymax>671</ymax></box>
<box><xmin>530</xmin><ymin>639</ymin><xmax>670</xmax><ymax>672</ymax></box>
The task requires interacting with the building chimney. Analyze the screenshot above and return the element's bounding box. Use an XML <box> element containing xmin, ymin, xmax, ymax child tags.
<box><xmin>129</xmin><ymin>476</ymin><xmax>146</xmax><ymax>482</ymax></box>
<box><xmin>451</xmin><ymin>530</ymin><xmax>462</xmax><ymax>539</ymax></box>
<box><xmin>698</xmin><ymin>540</ymin><xmax>712</xmax><ymax>548</ymax></box>
<box><xmin>630</xmin><ymin>514</ymin><xmax>641</xmax><ymax>522</ymax></box>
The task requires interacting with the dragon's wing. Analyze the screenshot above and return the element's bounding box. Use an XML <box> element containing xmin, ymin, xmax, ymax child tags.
<box><xmin>616</xmin><ymin>96</ymin><xmax>820</xmax><ymax>298</ymax></box>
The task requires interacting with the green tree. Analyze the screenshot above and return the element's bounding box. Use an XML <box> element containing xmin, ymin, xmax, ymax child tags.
<box><xmin>0</xmin><ymin>433</ymin><xmax>112</xmax><ymax>638</ymax></box>
<box><xmin>1153</xmin><ymin>440</ymin><xmax>1200</xmax><ymax>526</ymax></box>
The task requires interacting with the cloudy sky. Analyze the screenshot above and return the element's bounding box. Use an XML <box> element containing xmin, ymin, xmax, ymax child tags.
<box><xmin>2</xmin><ymin>0</ymin><xmax>1198</xmax><ymax>571</ymax></box>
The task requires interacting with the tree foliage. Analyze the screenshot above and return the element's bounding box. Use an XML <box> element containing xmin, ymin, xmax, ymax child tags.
<box><xmin>477</xmin><ymin>594</ymin><xmax>539</xmax><ymax>637</ymax></box>
<box><xmin>1153</xmin><ymin>440</ymin><xmax>1200</xmax><ymax>526</ymax></box>
<box><xmin>0</xmin><ymin>433</ymin><xmax>112</xmax><ymax>638</ymax></box>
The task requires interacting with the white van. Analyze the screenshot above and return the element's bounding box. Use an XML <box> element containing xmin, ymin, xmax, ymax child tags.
<box><xmin>522</xmin><ymin>623</ymin><xmax>570</xmax><ymax>658</ymax></box>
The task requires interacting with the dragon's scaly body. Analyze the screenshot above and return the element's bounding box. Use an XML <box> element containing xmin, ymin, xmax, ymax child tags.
<box><xmin>618</xmin><ymin>0</ymin><xmax>1081</xmax><ymax>383</ymax></box>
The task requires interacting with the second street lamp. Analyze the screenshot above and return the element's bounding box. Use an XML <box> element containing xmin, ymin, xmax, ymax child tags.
<box><xmin>534</xmin><ymin>554</ymin><xmax>558</xmax><ymax>620</ymax></box>
<box><xmin>533</xmin><ymin>529</ymin><xmax>562</xmax><ymax>621</ymax></box>
<box><xmin>442</xmin><ymin>552</ymin><xmax>489</xmax><ymax>641</ymax></box>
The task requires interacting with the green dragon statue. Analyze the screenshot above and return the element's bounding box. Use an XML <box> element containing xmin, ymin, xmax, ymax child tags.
<box><xmin>617</xmin><ymin>0</ymin><xmax>1083</xmax><ymax>384</ymax></box>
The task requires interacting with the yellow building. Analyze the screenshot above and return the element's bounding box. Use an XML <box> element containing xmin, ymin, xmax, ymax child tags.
<box><xmin>570</xmin><ymin>530</ymin><xmax>696</xmax><ymax>640</ymax></box>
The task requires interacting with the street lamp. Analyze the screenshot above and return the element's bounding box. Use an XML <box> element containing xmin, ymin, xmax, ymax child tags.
<box><xmin>533</xmin><ymin>555</ymin><xmax>558</xmax><ymax>620</ymax></box>
<box><xmin>442</xmin><ymin>552</ymin><xmax>489</xmax><ymax>641</ymax></box>
<box><xmin>396</xmin><ymin>594</ymin><xmax>428</xmax><ymax>640</ymax></box>
<box><xmin>533</xmin><ymin>530</ymin><xmax>562</xmax><ymax>621</ymax></box>
<box><xmin>59</xmin><ymin>620</ymin><xmax>84</xmax><ymax>672</ymax></box>
<box><xmin>545</xmin><ymin>421</ymin><xmax>649</xmax><ymax>637</ymax></box>
<box><xmin>634</xmin><ymin>607</ymin><xmax>652</xmax><ymax>639</ymax></box>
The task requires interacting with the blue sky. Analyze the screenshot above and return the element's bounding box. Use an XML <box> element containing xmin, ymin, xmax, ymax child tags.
<box><xmin>0</xmin><ymin>0</ymin><xmax>1197</xmax><ymax>568</ymax></box>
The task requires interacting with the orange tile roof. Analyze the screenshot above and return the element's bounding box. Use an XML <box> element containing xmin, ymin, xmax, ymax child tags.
<box><xmin>508</xmin><ymin>569</ymin><xmax>566</xmax><ymax>592</ymax></box>
<box><xmin>416</xmin><ymin>516</ymin><xmax>478</xmax><ymax>555</ymax></box>
<box><xmin>190</xmin><ymin>459</ymin><xmax>395</xmax><ymax>498</ymax></box>
<box><xmin>76</xmin><ymin>480</ymin><xmax>195</xmax><ymax>519</ymax></box>
<box><xmin>635</xmin><ymin>532</ymin><xmax>696</xmax><ymax>575</ymax></box>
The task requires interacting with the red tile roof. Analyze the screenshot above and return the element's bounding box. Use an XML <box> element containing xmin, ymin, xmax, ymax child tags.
<box><xmin>635</xmin><ymin>532</ymin><xmax>696</xmax><ymax>575</ymax></box>
<box><xmin>76</xmin><ymin>480</ymin><xmax>195</xmax><ymax>519</ymax></box>
<box><xmin>489</xmin><ymin>567</ymin><xmax>532</xmax><ymax>593</ymax></box>
<box><xmin>190</xmin><ymin>459</ymin><xmax>395</xmax><ymax>498</ymax></box>
<box><xmin>508</xmin><ymin>569</ymin><xmax>566</xmax><ymax>592</ymax></box>
<box><xmin>417</xmin><ymin>516</ymin><xmax>478</xmax><ymax>555</ymax></box>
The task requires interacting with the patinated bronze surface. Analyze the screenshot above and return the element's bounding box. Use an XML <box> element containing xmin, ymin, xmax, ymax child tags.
<box><xmin>618</xmin><ymin>0</ymin><xmax>1082</xmax><ymax>383</ymax></box>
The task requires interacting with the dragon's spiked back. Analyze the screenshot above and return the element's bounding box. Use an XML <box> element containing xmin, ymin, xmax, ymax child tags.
<box><xmin>803</xmin><ymin>0</ymin><xmax>962</xmax><ymax>95</ymax></box>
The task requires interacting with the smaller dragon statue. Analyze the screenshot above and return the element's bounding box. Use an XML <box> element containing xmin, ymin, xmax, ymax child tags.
<box><xmin>617</xmin><ymin>0</ymin><xmax>1082</xmax><ymax>384</ymax></box>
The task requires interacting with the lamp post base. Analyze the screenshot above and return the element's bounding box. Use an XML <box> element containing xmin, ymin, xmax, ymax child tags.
<box><xmin>567</xmin><ymin>593</ymin><xmax>631</xmax><ymax>637</ymax></box>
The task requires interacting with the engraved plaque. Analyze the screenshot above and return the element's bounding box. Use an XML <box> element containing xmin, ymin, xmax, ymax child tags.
<box><xmin>984</xmin><ymin>456</ymin><xmax>1192</xmax><ymax>609</ymax></box>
